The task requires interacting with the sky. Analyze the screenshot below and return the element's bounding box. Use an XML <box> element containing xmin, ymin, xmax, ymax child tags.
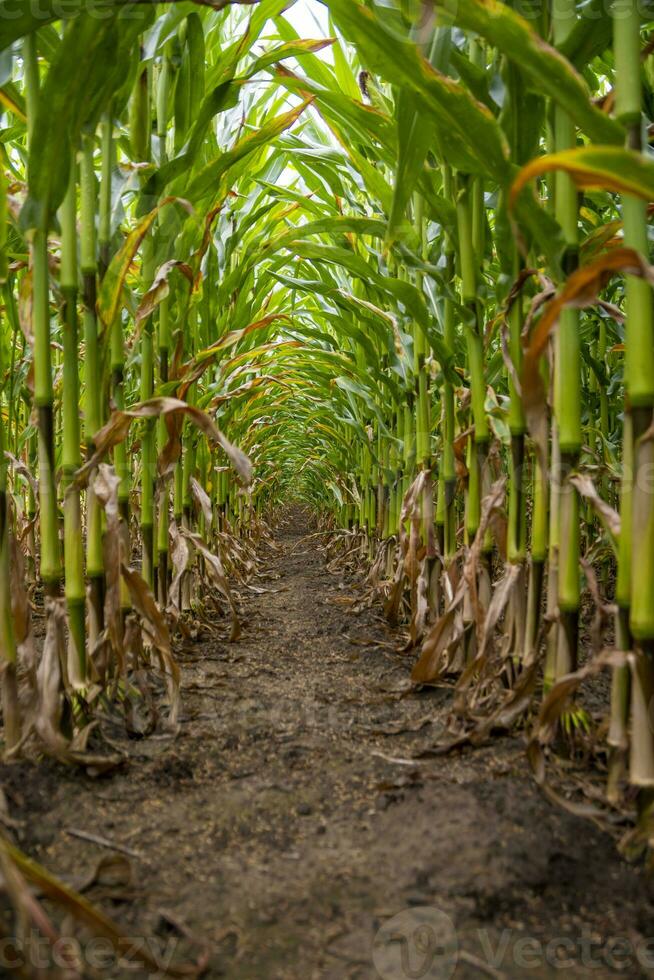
<box><xmin>283</xmin><ymin>0</ymin><xmax>331</xmax><ymax>41</ymax></box>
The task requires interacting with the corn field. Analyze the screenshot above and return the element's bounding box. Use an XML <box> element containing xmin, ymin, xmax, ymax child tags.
<box><xmin>2</xmin><ymin>0</ymin><xmax>654</xmax><ymax>974</ymax></box>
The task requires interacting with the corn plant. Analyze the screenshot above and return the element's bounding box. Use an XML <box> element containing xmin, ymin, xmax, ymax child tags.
<box><xmin>0</xmin><ymin>0</ymin><xmax>654</xmax><ymax>855</ymax></box>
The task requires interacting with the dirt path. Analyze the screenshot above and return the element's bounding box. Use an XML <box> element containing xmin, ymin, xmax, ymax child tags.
<box><xmin>3</xmin><ymin>512</ymin><xmax>654</xmax><ymax>979</ymax></box>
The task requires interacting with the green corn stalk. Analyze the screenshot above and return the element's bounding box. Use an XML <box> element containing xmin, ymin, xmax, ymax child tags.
<box><xmin>3</xmin><ymin>0</ymin><xmax>654</xmax><ymax>821</ymax></box>
<box><xmin>552</xmin><ymin>0</ymin><xmax>581</xmax><ymax>680</ymax></box>
<box><xmin>81</xmin><ymin>134</ymin><xmax>105</xmax><ymax>642</ymax></box>
<box><xmin>60</xmin><ymin>157</ymin><xmax>85</xmax><ymax>682</ymax></box>
<box><xmin>156</xmin><ymin>294</ymin><xmax>171</xmax><ymax>605</ymax></box>
<box><xmin>0</xmin><ymin>165</ymin><xmax>19</xmax><ymax>748</ymax></box>
<box><xmin>25</xmin><ymin>36</ymin><xmax>62</xmax><ymax>597</ymax></box>
<box><xmin>140</xmin><ymin>256</ymin><xmax>156</xmax><ymax>589</ymax></box>
<box><xmin>441</xmin><ymin>167</ymin><xmax>457</xmax><ymax>562</ymax></box>
<box><xmin>456</xmin><ymin>172</ymin><xmax>489</xmax><ymax>545</ymax></box>
<box><xmin>612</xmin><ymin>0</ymin><xmax>654</xmax><ymax>790</ymax></box>
<box><xmin>130</xmin><ymin>55</ymin><xmax>150</xmax><ymax>163</ymax></box>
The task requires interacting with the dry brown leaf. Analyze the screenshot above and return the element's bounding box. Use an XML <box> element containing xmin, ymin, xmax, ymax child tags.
<box><xmin>34</xmin><ymin>597</ymin><xmax>67</xmax><ymax>753</ymax></box>
<box><xmin>77</xmin><ymin>397</ymin><xmax>252</xmax><ymax>486</ymax></box>
<box><xmin>120</xmin><ymin>564</ymin><xmax>181</xmax><ymax>727</ymax></box>
<box><xmin>169</xmin><ymin>520</ymin><xmax>190</xmax><ymax>616</ymax></box>
<box><xmin>0</xmin><ymin>832</ymin><xmax>205</xmax><ymax>977</ymax></box>
<box><xmin>93</xmin><ymin>464</ymin><xmax>126</xmax><ymax>665</ymax></box>
<box><xmin>180</xmin><ymin>531</ymin><xmax>241</xmax><ymax>642</ymax></box>
<box><xmin>135</xmin><ymin>260</ymin><xmax>193</xmax><ymax>325</ymax></box>
<box><xmin>190</xmin><ymin>477</ymin><xmax>213</xmax><ymax>528</ymax></box>
<box><xmin>411</xmin><ymin>607</ymin><xmax>461</xmax><ymax>684</ymax></box>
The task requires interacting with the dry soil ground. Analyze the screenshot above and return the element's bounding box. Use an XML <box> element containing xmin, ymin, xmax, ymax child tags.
<box><xmin>2</xmin><ymin>512</ymin><xmax>654</xmax><ymax>979</ymax></box>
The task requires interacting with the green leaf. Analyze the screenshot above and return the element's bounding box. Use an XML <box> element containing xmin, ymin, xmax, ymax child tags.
<box><xmin>388</xmin><ymin>88</ymin><xmax>435</xmax><ymax>242</ymax></box>
<box><xmin>558</xmin><ymin>0</ymin><xmax>613</xmax><ymax>68</ymax></box>
<box><xmin>437</xmin><ymin>0</ymin><xmax>624</xmax><ymax>146</ymax></box>
<box><xmin>140</xmin><ymin>80</ymin><xmax>242</xmax><ymax>207</ymax></box>
<box><xmin>327</xmin><ymin>0</ymin><xmax>511</xmax><ymax>181</ymax></box>
<box><xmin>21</xmin><ymin>9</ymin><xmax>149</xmax><ymax>230</ymax></box>
<box><xmin>98</xmin><ymin>197</ymin><xmax>192</xmax><ymax>331</ymax></box>
<box><xmin>511</xmin><ymin>146</ymin><xmax>654</xmax><ymax>207</ymax></box>
<box><xmin>185</xmin><ymin>100</ymin><xmax>313</xmax><ymax>203</ymax></box>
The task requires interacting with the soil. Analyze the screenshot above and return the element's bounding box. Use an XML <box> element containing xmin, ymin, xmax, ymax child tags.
<box><xmin>2</xmin><ymin>510</ymin><xmax>654</xmax><ymax>980</ymax></box>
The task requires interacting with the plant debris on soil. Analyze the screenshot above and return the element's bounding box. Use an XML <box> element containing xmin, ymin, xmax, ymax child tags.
<box><xmin>2</xmin><ymin>512</ymin><xmax>654</xmax><ymax>979</ymax></box>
